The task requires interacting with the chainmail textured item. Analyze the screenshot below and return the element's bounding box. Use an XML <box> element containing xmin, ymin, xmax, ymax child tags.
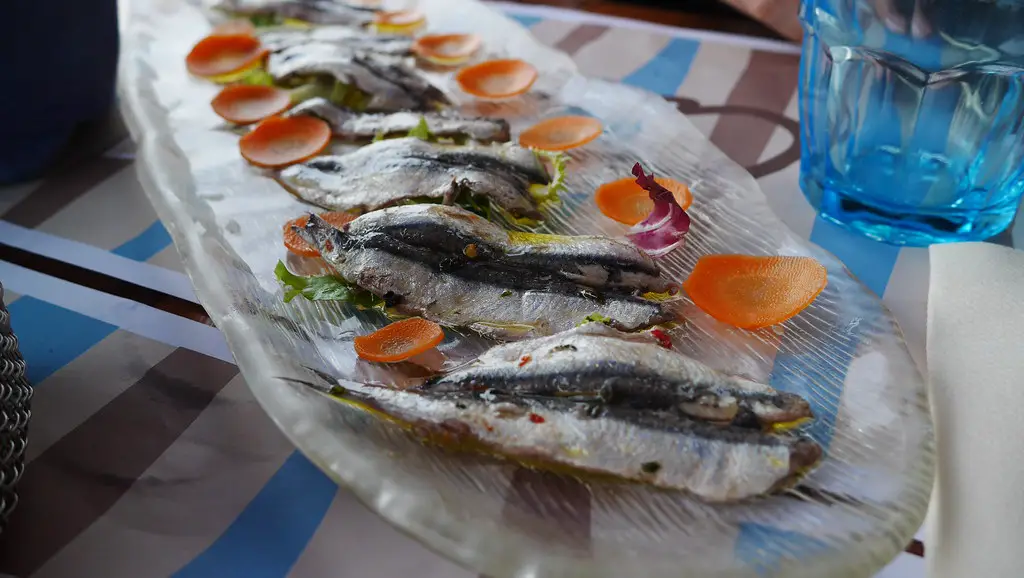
<box><xmin>0</xmin><ymin>282</ymin><xmax>30</xmax><ymax>534</ymax></box>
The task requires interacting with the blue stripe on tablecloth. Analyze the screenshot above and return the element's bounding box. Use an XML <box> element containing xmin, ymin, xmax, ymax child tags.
<box><xmin>7</xmin><ymin>296</ymin><xmax>117</xmax><ymax>385</ymax></box>
<box><xmin>172</xmin><ymin>452</ymin><xmax>337</xmax><ymax>578</ymax></box>
<box><xmin>111</xmin><ymin>221</ymin><xmax>173</xmax><ymax>262</ymax></box>
<box><xmin>508</xmin><ymin>14</ymin><xmax>543</xmax><ymax>27</ymax></box>
<box><xmin>621</xmin><ymin>38</ymin><xmax>700</xmax><ymax>96</ymax></box>
<box><xmin>735</xmin><ymin>523</ymin><xmax>829</xmax><ymax>574</ymax></box>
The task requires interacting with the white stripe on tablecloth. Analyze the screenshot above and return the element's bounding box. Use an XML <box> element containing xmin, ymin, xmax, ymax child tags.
<box><xmin>35</xmin><ymin>164</ymin><xmax>162</xmax><ymax>251</ymax></box>
<box><xmin>523</xmin><ymin>17</ymin><xmax>579</xmax><ymax>46</ymax></box>
<box><xmin>0</xmin><ymin>261</ymin><xmax>231</xmax><ymax>362</ymax></box>
<box><xmin>25</xmin><ymin>331</ymin><xmax>176</xmax><ymax>463</ymax></box>
<box><xmin>287</xmin><ymin>489</ymin><xmax>476</xmax><ymax>578</ymax></box>
<box><xmin>876</xmin><ymin>553</ymin><xmax>925</xmax><ymax>578</ymax></box>
<box><xmin>753</xmin><ymin>91</ymin><xmax>816</xmax><ymax>240</ymax></box>
<box><xmin>570</xmin><ymin>26</ymin><xmax>671</xmax><ymax>81</ymax></box>
<box><xmin>882</xmin><ymin>248</ymin><xmax>930</xmax><ymax>376</ymax></box>
<box><xmin>487</xmin><ymin>1</ymin><xmax>801</xmax><ymax>54</ymax></box>
<box><xmin>0</xmin><ymin>221</ymin><xmax>197</xmax><ymax>303</ymax></box>
<box><xmin>32</xmin><ymin>375</ymin><xmax>297</xmax><ymax>578</ymax></box>
<box><xmin>676</xmin><ymin>42</ymin><xmax>751</xmax><ymax>136</ymax></box>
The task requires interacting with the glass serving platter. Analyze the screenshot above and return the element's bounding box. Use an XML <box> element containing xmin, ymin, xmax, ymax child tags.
<box><xmin>117</xmin><ymin>0</ymin><xmax>935</xmax><ymax>575</ymax></box>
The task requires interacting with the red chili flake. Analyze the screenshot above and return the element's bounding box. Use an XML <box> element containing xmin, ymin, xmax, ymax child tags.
<box><xmin>651</xmin><ymin>329</ymin><xmax>672</xmax><ymax>349</ymax></box>
<box><xmin>519</xmin><ymin>355</ymin><xmax>532</xmax><ymax>367</ymax></box>
<box><xmin>529</xmin><ymin>413</ymin><xmax>545</xmax><ymax>424</ymax></box>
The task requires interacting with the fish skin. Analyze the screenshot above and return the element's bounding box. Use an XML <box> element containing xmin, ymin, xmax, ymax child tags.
<box><xmin>259</xmin><ymin>26</ymin><xmax>413</xmax><ymax>56</ymax></box>
<box><xmin>313</xmin><ymin>360</ymin><xmax>822</xmax><ymax>502</ymax></box>
<box><xmin>424</xmin><ymin>322</ymin><xmax>812</xmax><ymax>428</ymax></box>
<box><xmin>268</xmin><ymin>45</ymin><xmax>449</xmax><ymax>112</ymax></box>
<box><xmin>283</xmin><ymin>98</ymin><xmax>511</xmax><ymax>143</ymax></box>
<box><xmin>276</xmin><ymin>138</ymin><xmax>547</xmax><ymax>220</ymax></box>
<box><xmin>297</xmin><ymin>211</ymin><xmax>675</xmax><ymax>340</ymax></box>
<box><xmin>212</xmin><ymin>0</ymin><xmax>375</xmax><ymax>26</ymax></box>
<box><xmin>342</xmin><ymin>204</ymin><xmax>670</xmax><ymax>293</ymax></box>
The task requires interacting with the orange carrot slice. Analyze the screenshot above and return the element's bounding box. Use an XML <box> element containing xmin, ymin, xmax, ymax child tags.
<box><xmin>373</xmin><ymin>10</ymin><xmax>426</xmax><ymax>34</ymax></box>
<box><xmin>211</xmin><ymin>84</ymin><xmax>292</xmax><ymax>125</ymax></box>
<box><xmin>455</xmin><ymin>59</ymin><xmax>537</xmax><ymax>99</ymax></box>
<box><xmin>354</xmin><ymin>318</ymin><xmax>445</xmax><ymax>363</ymax></box>
<box><xmin>412</xmin><ymin>33</ymin><xmax>482</xmax><ymax>66</ymax></box>
<box><xmin>683</xmin><ymin>255</ymin><xmax>828</xmax><ymax>330</ymax></box>
<box><xmin>283</xmin><ymin>212</ymin><xmax>356</xmax><ymax>257</ymax></box>
<box><xmin>211</xmin><ymin>19</ymin><xmax>257</xmax><ymax>37</ymax></box>
<box><xmin>239</xmin><ymin>116</ymin><xmax>332</xmax><ymax>168</ymax></box>
<box><xmin>595</xmin><ymin>175</ymin><xmax>693</xmax><ymax>225</ymax></box>
<box><xmin>519</xmin><ymin>116</ymin><xmax>603</xmax><ymax>152</ymax></box>
<box><xmin>186</xmin><ymin>34</ymin><xmax>268</xmax><ymax>78</ymax></box>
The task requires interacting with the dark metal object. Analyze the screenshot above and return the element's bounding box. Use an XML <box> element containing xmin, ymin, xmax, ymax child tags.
<box><xmin>0</xmin><ymin>282</ymin><xmax>31</xmax><ymax>534</ymax></box>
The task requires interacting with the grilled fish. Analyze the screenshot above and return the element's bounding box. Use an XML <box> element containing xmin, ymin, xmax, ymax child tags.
<box><xmin>276</xmin><ymin>137</ymin><xmax>549</xmax><ymax>220</ymax></box>
<box><xmin>342</xmin><ymin>204</ymin><xmax>670</xmax><ymax>293</ymax></box>
<box><xmin>283</xmin><ymin>98</ymin><xmax>510</xmax><ymax>143</ymax></box>
<box><xmin>259</xmin><ymin>26</ymin><xmax>413</xmax><ymax>57</ymax></box>
<box><xmin>296</xmin><ymin>205</ymin><xmax>675</xmax><ymax>339</ymax></box>
<box><xmin>212</xmin><ymin>0</ymin><xmax>375</xmax><ymax>26</ymax></box>
<box><xmin>268</xmin><ymin>44</ymin><xmax>448</xmax><ymax>112</ymax></box>
<box><xmin>426</xmin><ymin>322</ymin><xmax>812</xmax><ymax>429</ymax></box>
<box><xmin>310</xmin><ymin>324</ymin><xmax>822</xmax><ymax>501</ymax></box>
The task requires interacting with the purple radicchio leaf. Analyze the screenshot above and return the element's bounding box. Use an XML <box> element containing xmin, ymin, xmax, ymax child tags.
<box><xmin>625</xmin><ymin>162</ymin><xmax>690</xmax><ymax>258</ymax></box>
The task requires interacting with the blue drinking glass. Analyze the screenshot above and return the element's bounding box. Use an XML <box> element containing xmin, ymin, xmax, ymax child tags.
<box><xmin>798</xmin><ymin>0</ymin><xmax>1024</xmax><ymax>246</ymax></box>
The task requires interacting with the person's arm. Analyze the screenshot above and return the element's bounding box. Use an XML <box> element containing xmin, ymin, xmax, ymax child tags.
<box><xmin>719</xmin><ymin>0</ymin><xmax>802</xmax><ymax>41</ymax></box>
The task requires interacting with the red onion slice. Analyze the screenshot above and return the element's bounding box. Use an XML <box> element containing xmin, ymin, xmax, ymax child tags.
<box><xmin>625</xmin><ymin>162</ymin><xmax>691</xmax><ymax>257</ymax></box>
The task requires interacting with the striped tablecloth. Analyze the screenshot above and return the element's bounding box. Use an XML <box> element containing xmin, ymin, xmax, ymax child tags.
<box><xmin>0</xmin><ymin>3</ymin><xmax>964</xmax><ymax>576</ymax></box>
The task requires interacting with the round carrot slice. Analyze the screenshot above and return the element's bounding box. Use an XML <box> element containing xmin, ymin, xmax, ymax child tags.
<box><xmin>412</xmin><ymin>33</ymin><xmax>482</xmax><ymax>66</ymax></box>
<box><xmin>373</xmin><ymin>9</ymin><xmax>426</xmax><ymax>34</ymax></box>
<box><xmin>519</xmin><ymin>116</ymin><xmax>603</xmax><ymax>152</ymax></box>
<box><xmin>283</xmin><ymin>212</ymin><xmax>356</xmax><ymax>257</ymax></box>
<box><xmin>595</xmin><ymin>175</ymin><xmax>693</xmax><ymax>225</ymax></box>
<box><xmin>455</xmin><ymin>59</ymin><xmax>537</xmax><ymax>99</ymax></box>
<box><xmin>211</xmin><ymin>84</ymin><xmax>292</xmax><ymax>125</ymax></box>
<box><xmin>239</xmin><ymin>116</ymin><xmax>331</xmax><ymax>168</ymax></box>
<box><xmin>186</xmin><ymin>34</ymin><xmax>268</xmax><ymax>78</ymax></box>
<box><xmin>354</xmin><ymin>318</ymin><xmax>445</xmax><ymax>363</ymax></box>
<box><xmin>211</xmin><ymin>19</ymin><xmax>257</xmax><ymax>37</ymax></box>
<box><xmin>683</xmin><ymin>255</ymin><xmax>828</xmax><ymax>330</ymax></box>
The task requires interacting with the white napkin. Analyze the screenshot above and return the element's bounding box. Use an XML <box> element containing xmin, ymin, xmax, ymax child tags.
<box><xmin>926</xmin><ymin>242</ymin><xmax>1024</xmax><ymax>578</ymax></box>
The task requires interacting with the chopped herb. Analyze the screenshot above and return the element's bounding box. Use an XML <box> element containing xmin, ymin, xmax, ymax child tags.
<box><xmin>407</xmin><ymin>116</ymin><xmax>433</xmax><ymax>140</ymax></box>
<box><xmin>329</xmin><ymin>82</ymin><xmax>371</xmax><ymax>111</ymax></box>
<box><xmin>372</xmin><ymin>130</ymin><xmax>386</xmax><ymax>142</ymax></box>
<box><xmin>247</xmin><ymin>12</ymin><xmax>280</xmax><ymax>27</ymax></box>
<box><xmin>500</xmin><ymin>290</ymin><xmax>513</xmax><ymax>297</ymax></box>
<box><xmin>577</xmin><ymin>313</ymin><xmax>613</xmax><ymax>327</ymax></box>
<box><xmin>235</xmin><ymin>68</ymin><xmax>276</xmax><ymax>87</ymax></box>
<box><xmin>550</xmin><ymin>344</ymin><xmax>578</xmax><ymax>353</ymax></box>
<box><xmin>641</xmin><ymin>461</ymin><xmax>662</xmax><ymax>474</ymax></box>
<box><xmin>274</xmin><ymin>261</ymin><xmax>384</xmax><ymax>310</ymax></box>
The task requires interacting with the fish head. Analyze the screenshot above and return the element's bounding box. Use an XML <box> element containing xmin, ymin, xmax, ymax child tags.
<box><xmin>298</xmin><ymin>213</ymin><xmax>351</xmax><ymax>264</ymax></box>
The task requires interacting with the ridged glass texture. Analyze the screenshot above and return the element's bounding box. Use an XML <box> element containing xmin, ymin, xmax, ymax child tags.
<box><xmin>799</xmin><ymin>0</ymin><xmax>1024</xmax><ymax>245</ymax></box>
<box><xmin>118</xmin><ymin>0</ymin><xmax>935</xmax><ymax>575</ymax></box>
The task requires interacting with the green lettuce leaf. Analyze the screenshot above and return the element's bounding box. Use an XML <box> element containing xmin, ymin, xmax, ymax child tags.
<box><xmin>274</xmin><ymin>261</ymin><xmax>383</xmax><ymax>309</ymax></box>
<box><xmin>577</xmin><ymin>313</ymin><xmax>613</xmax><ymax>327</ymax></box>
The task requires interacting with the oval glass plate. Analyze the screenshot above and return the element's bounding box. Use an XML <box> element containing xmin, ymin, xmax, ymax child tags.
<box><xmin>117</xmin><ymin>0</ymin><xmax>935</xmax><ymax>575</ymax></box>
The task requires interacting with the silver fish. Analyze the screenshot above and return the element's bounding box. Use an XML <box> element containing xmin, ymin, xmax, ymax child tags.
<box><xmin>296</xmin><ymin>206</ymin><xmax>675</xmax><ymax>339</ymax></box>
<box><xmin>276</xmin><ymin>137</ymin><xmax>549</xmax><ymax>220</ymax></box>
<box><xmin>259</xmin><ymin>26</ymin><xmax>413</xmax><ymax>57</ymax></box>
<box><xmin>308</xmin><ymin>325</ymin><xmax>822</xmax><ymax>502</ymax></box>
<box><xmin>282</xmin><ymin>98</ymin><xmax>510</xmax><ymax>143</ymax></box>
<box><xmin>425</xmin><ymin>321</ymin><xmax>812</xmax><ymax>429</ymax></box>
<box><xmin>342</xmin><ymin>204</ymin><xmax>670</xmax><ymax>294</ymax></box>
<box><xmin>212</xmin><ymin>0</ymin><xmax>375</xmax><ymax>26</ymax></box>
<box><xmin>268</xmin><ymin>44</ymin><xmax>448</xmax><ymax>112</ymax></box>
